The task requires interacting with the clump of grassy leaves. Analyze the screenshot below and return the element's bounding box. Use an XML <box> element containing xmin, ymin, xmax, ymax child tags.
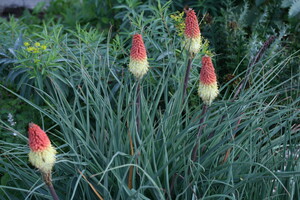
<box><xmin>0</xmin><ymin>1</ymin><xmax>300</xmax><ymax>200</ymax></box>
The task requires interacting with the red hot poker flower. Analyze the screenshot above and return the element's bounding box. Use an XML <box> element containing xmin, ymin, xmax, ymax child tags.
<box><xmin>129</xmin><ymin>34</ymin><xmax>149</xmax><ymax>79</ymax></box>
<box><xmin>200</xmin><ymin>56</ymin><xmax>217</xmax><ymax>85</ymax></box>
<box><xmin>184</xmin><ymin>9</ymin><xmax>201</xmax><ymax>54</ymax></box>
<box><xmin>130</xmin><ymin>34</ymin><xmax>147</xmax><ymax>61</ymax></box>
<box><xmin>198</xmin><ymin>56</ymin><xmax>219</xmax><ymax>105</ymax></box>
<box><xmin>28</xmin><ymin>123</ymin><xmax>51</xmax><ymax>152</ymax></box>
<box><xmin>184</xmin><ymin>9</ymin><xmax>200</xmax><ymax>39</ymax></box>
<box><xmin>28</xmin><ymin>123</ymin><xmax>56</xmax><ymax>173</ymax></box>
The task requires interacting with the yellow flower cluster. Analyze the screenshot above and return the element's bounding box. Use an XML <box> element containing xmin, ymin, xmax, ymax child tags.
<box><xmin>202</xmin><ymin>38</ymin><xmax>214</xmax><ymax>57</ymax></box>
<box><xmin>29</xmin><ymin>146</ymin><xmax>57</xmax><ymax>173</ymax></box>
<box><xmin>170</xmin><ymin>11</ymin><xmax>185</xmax><ymax>37</ymax></box>
<box><xmin>198</xmin><ymin>81</ymin><xmax>219</xmax><ymax>106</ymax></box>
<box><xmin>129</xmin><ymin>58</ymin><xmax>149</xmax><ymax>79</ymax></box>
<box><xmin>24</xmin><ymin>42</ymin><xmax>47</xmax><ymax>53</ymax></box>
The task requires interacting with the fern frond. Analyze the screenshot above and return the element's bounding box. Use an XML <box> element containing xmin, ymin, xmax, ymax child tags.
<box><xmin>281</xmin><ymin>0</ymin><xmax>294</xmax><ymax>8</ymax></box>
<box><xmin>288</xmin><ymin>0</ymin><xmax>300</xmax><ymax>17</ymax></box>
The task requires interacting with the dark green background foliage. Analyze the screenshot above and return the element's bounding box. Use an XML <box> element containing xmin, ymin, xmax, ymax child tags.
<box><xmin>0</xmin><ymin>0</ymin><xmax>299</xmax><ymax>199</ymax></box>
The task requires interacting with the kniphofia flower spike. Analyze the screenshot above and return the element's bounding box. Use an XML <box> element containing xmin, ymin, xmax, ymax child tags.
<box><xmin>198</xmin><ymin>55</ymin><xmax>219</xmax><ymax>105</ymax></box>
<box><xmin>28</xmin><ymin>123</ymin><xmax>56</xmax><ymax>173</ymax></box>
<box><xmin>128</xmin><ymin>34</ymin><xmax>149</xmax><ymax>79</ymax></box>
<box><xmin>184</xmin><ymin>8</ymin><xmax>201</xmax><ymax>55</ymax></box>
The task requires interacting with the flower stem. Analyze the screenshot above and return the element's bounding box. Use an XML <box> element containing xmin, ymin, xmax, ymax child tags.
<box><xmin>43</xmin><ymin>172</ymin><xmax>59</xmax><ymax>200</ymax></box>
<box><xmin>127</xmin><ymin>129</ymin><xmax>134</xmax><ymax>189</ymax></box>
<box><xmin>47</xmin><ymin>183</ymin><xmax>60</xmax><ymax>200</ymax></box>
<box><xmin>128</xmin><ymin>80</ymin><xmax>141</xmax><ymax>190</ymax></box>
<box><xmin>208</xmin><ymin>36</ymin><xmax>276</xmax><ymax>138</ymax></box>
<box><xmin>191</xmin><ymin>104</ymin><xmax>208</xmax><ymax>162</ymax></box>
<box><xmin>221</xmin><ymin>35</ymin><xmax>277</xmax><ymax>162</ymax></box>
<box><xmin>136</xmin><ymin>80</ymin><xmax>141</xmax><ymax>134</ymax></box>
<box><xmin>233</xmin><ymin>35</ymin><xmax>276</xmax><ymax>100</ymax></box>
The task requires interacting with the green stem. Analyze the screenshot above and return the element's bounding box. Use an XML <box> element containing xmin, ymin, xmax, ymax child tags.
<box><xmin>233</xmin><ymin>35</ymin><xmax>276</xmax><ymax>100</ymax></box>
<box><xmin>192</xmin><ymin>104</ymin><xmax>208</xmax><ymax>162</ymax></box>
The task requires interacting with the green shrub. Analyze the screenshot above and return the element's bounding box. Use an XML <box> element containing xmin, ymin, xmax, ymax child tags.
<box><xmin>7</xmin><ymin>25</ymin><xmax>69</xmax><ymax>104</ymax></box>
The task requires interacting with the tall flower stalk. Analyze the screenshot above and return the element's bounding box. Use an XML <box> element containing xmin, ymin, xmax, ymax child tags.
<box><xmin>182</xmin><ymin>8</ymin><xmax>201</xmax><ymax>101</ymax></box>
<box><xmin>192</xmin><ymin>56</ymin><xmax>218</xmax><ymax>161</ymax></box>
<box><xmin>128</xmin><ymin>33</ymin><xmax>149</xmax><ymax>189</ymax></box>
<box><xmin>222</xmin><ymin>35</ymin><xmax>277</xmax><ymax>163</ymax></box>
<box><xmin>28</xmin><ymin>123</ymin><xmax>59</xmax><ymax>200</ymax></box>
<box><xmin>129</xmin><ymin>33</ymin><xmax>149</xmax><ymax>135</ymax></box>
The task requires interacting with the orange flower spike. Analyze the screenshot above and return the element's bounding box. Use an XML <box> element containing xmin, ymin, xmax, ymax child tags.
<box><xmin>198</xmin><ymin>56</ymin><xmax>219</xmax><ymax>105</ymax></box>
<box><xmin>28</xmin><ymin>123</ymin><xmax>56</xmax><ymax>174</ymax></box>
<box><xmin>184</xmin><ymin>9</ymin><xmax>201</xmax><ymax>55</ymax></box>
<box><xmin>29</xmin><ymin>123</ymin><xmax>51</xmax><ymax>151</ymax></box>
<box><xmin>128</xmin><ymin>34</ymin><xmax>149</xmax><ymax>79</ymax></box>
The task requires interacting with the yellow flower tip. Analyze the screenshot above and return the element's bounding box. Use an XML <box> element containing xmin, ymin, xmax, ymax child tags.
<box><xmin>171</xmin><ymin>11</ymin><xmax>186</xmax><ymax>37</ymax></box>
<box><xmin>41</xmin><ymin>45</ymin><xmax>47</xmax><ymax>50</ymax></box>
<box><xmin>28</xmin><ymin>145</ymin><xmax>57</xmax><ymax>173</ymax></box>
<box><xmin>129</xmin><ymin>59</ymin><xmax>149</xmax><ymax>79</ymax></box>
<box><xmin>198</xmin><ymin>82</ymin><xmax>219</xmax><ymax>106</ymax></box>
<box><xmin>26</xmin><ymin>47</ymin><xmax>33</xmax><ymax>52</ymax></box>
<box><xmin>24</xmin><ymin>42</ymin><xmax>30</xmax><ymax>47</ymax></box>
<box><xmin>34</xmin><ymin>42</ymin><xmax>41</xmax><ymax>47</ymax></box>
<box><xmin>26</xmin><ymin>47</ymin><xmax>40</xmax><ymax>53</ymax></box>
<box><xmin>184</xmin><ymin>36</ymin><xmax>201</xmax><ymax>55</ymax></box>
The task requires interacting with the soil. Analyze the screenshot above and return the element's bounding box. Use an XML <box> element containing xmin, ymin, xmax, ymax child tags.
<box><xmin>1</xmin><ymin>6</ymin><xmax>27</xmax><ymax>18</ymax></box>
